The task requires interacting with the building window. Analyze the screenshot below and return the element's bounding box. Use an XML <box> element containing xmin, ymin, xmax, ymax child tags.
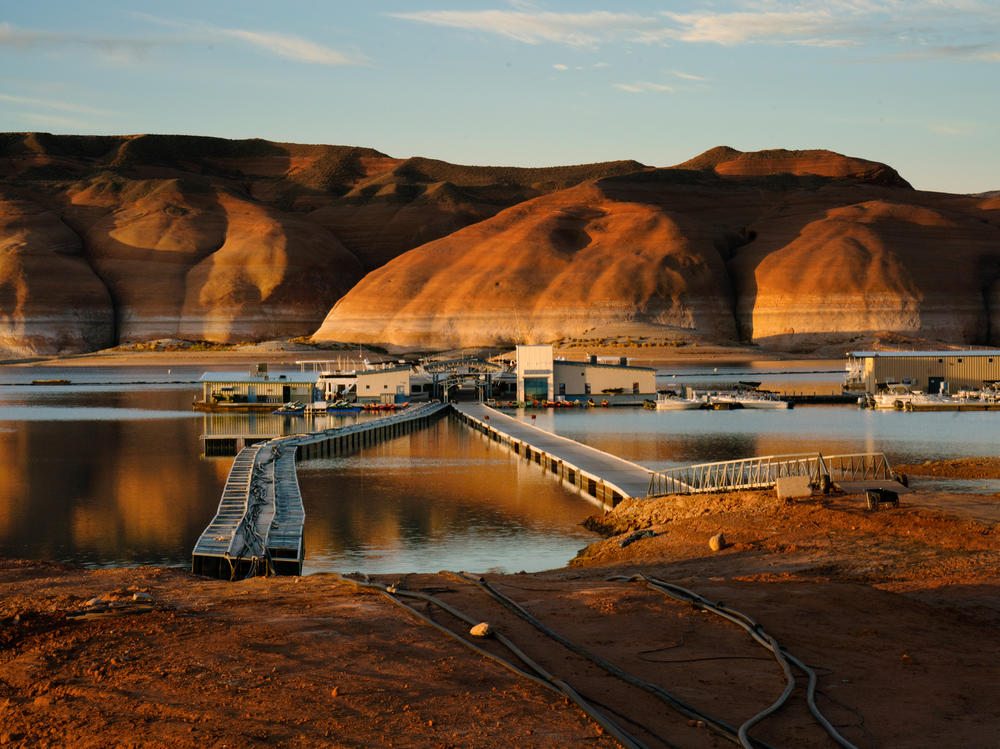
<box><xmin>958</xmin><ymin>358</ymin><xmax>963</xmax><ymax>363</ymax></box>
<box><xmin>366</xmin><ymin>385</ymin><xmax>371</xmax><ymax>389</ymax></box>
<box><xmin>584</xmin><ymin>383</ymin><xmax>591</xmax><ymax>395</ymax></box>
<box><xmin>938</xmin><ymin>359</ymin><xmax>943</xmax><ymax>363</ymax></box>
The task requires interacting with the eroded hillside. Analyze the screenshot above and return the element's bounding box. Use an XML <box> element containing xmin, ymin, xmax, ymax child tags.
<box><xmin>1</xmin><ymin>133</ymin><xmax>998</xmax><ymax>355</ymax></box>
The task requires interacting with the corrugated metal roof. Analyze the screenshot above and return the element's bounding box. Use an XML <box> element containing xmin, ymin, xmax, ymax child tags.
<box><xmin>849</xmin><ymin>350</ymin><xmax>1000</xmax><ymax>358</ymax></box>
<box><xmin>199</xmin><ymin>372</ymin><xmax>318</xmax><ymax>384</ymax></box>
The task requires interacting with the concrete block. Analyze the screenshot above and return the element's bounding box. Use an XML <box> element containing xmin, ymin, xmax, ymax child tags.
<box><xmin>776</xmin><ymin>475</ymin><xmax>813</xmax><ymax>499</ymax></box>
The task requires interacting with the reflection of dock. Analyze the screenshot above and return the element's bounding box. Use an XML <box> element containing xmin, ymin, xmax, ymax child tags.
<box><xmin>452</xmin><ymin>403</ymin><xmax>653</xmax><ymax>508</ymax></box>
<box><xmin>200</xmin><ymin>411</ymin><xmax>373</xmax><ymax>457</ymax></box>
<box><xmin>191</xmin><ymin>402</ymin><xmax>450</xmax><ymax>579</ymax></box>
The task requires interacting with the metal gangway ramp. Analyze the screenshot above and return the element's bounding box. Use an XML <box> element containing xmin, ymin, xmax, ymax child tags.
<box><xmin>647</xmin><ymin>452</ymin><xmax>897</xmax><ymax>496</ymax></box>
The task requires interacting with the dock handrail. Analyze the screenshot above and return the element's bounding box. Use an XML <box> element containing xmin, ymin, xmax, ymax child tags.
<box><xmin>647</xmin><ymin>452</ymin><xmax>894</xmax><ymax>496</ymax></box>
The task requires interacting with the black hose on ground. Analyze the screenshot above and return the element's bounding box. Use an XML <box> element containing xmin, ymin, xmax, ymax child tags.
<box><xmin>446</xmin><ymin>571</ymin><xmax>772</xmax><ymax>749</ymax></box>
<box><xmin>628</xmin><ymin>574</ymin><xmax>859</xmax><ymax>749</ymax></box>
<box><xmin>334</xmin><ymin>574</ymin><xmax>647</xmax><ymax>749</ymax></box>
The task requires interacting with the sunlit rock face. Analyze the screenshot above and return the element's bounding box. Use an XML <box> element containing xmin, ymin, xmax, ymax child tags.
<box><xmin>62</xmin><ymin>175</ymin><xmax>363</xmax><ymax>343</ymax></box>
<box><xmin>0</xmin><ymin>194</ymin><xmax>113</xmax><ymax>356</ymax></box>
<box><xmin>1</xmin><ymin>134</ymin><xmax>998</xmax><ymax>354</ymax></box>
<box><xmin>0</xmin><ymin>133</ymin><xmax>645</xmax><ymax>352</ymax></box>
<box><xmin>317</xmin><ymin>147</ymin><xmax>1000</xmax><ymax>350</ymax></box>
<box><xmin>314</xmin><ymin>177</ymin><xmax>740</xmax><ymax>348</ymax></box>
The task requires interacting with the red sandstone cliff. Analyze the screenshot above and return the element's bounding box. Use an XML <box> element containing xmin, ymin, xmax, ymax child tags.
<box><xmin>1</xmin><ymin>134</ymin><xmax>998</xmax><ymax>355</ymax></box>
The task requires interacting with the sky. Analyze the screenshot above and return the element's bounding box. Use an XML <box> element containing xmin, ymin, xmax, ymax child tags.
<box><xmin>1</xmin><ymin>1</ymin><xmax>997</xmax><ymax>194</ymax></box>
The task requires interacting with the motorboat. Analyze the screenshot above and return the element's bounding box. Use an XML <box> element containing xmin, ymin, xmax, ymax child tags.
<box><xmin>646</xmin><ymin>392</ymin><xmax>704</xmax><ymax>410</ymax></box>
<box><xmin>872</xmin><ymin>384</ymin><xmax>947</xmax><ymax>410</ymax></box>
<box><xmin>273</xmin><ymin>401</ymin><xmax>306</xmax><ymax>415</ymax></box>
<box><xmin>708</xmin><ymin>391</ymin><xmax>791</xmax><ymax>409</ymax></box>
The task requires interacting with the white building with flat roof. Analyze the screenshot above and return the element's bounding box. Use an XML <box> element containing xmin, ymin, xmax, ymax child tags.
<box><xmin>515</xmin><ymin>345</ymin><xmax>656</xmax><ymax>402</ymax></box>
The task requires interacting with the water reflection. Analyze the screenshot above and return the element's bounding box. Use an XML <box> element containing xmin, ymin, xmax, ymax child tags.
<box><xmin>0</xmin><ymin>389</ymin><xmax>225</xmax><ymax>566</ymax></box>
<box><xmin>0</xmin><ymin>381</ymin><xmax>598</xmax><ymax>572</ymax></box>
<box><xmin>297</xmin><ymin>419</ymin><xmax>597</xmax><ymax>575</ymax></box>
<box><xmin>3</xmin><ymin>364</ymin><xmax>999</xmax><ymax>572</ymax></box>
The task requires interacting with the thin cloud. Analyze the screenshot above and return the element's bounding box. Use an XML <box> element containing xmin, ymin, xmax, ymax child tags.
<box><xmin>390</xmin><ymin>3</ymin><xmax>1000</xmax><ymax>56</ymax></box>
<box><xmin>613</xmin><ymin>81</ymin><xmax>674</xmax><ymax>93</ymax></box>
<box><xmin>872</xmin><ymin>43</ymin><xmax>1000</xmax><ymax>62</ymax></box>
<box><xmin>217</xmin><ymin>28</ymin><xmax>361</xmax><ymax>65</ymax></box>
<box><xmin>0</xmin><ymin>17</ymin><xmax>364</xmax><ymax>66</ymax></box>
<box><xmin>17</xmin><ymin>112</ymin><xmax>93</xmax><ymax>129</ymax></box>
<box><xmin>0</xmin><ymin>92</ymin><xmax>114</xmax><ymax>116</ymax></box>
<box><xmin>667</xmin><ymin>69</ymin><xmax>709</xmax><ymax>81</ymax></box>
<box><xmin>929</xmin><ymin>123</ymin><xmax>971</xmax><ymax>136</ymax></box>
<box><xmin>0</xmin><ymin>21</ymin><xmax>161</xmax><ymax>60</ymax></box>
<box><xmin>389</xmin><ymin>10</ymin><xmax>657</xmax><ymax>46</ymax></box>
<box><xmin>552</xmin><ymin>63</ymin><xmax>569</xmax><ymax>70</ymax></box>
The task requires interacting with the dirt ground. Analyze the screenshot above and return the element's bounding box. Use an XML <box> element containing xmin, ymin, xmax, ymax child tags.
<box><xmin>2</xmin><ymin>461</ymin><xmax>997</xmax><ymax>748</ymax></box>
<box><xmin>893</xmin><ymin>457</ymin><xmax>1000</xmax><ymax>480</ymax></box>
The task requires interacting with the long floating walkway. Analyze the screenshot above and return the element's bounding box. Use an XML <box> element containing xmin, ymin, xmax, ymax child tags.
<box><xmin>192</xmin><ymin>402</ymin><xmax>450</xmax><ymax>579</ymax></box>
<box><xmin>452</xmin><ymin>403</ymin><xmax>654</xmax><ymax>508</ymax></box>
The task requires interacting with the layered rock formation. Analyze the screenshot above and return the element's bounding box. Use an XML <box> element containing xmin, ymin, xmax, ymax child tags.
<box><xmin>1</xmin><ymin>134</ymin><xmax>998</xmax><ymax>355</ymax></box>
<box><xmin>314</xmin><ymin>177</ymin><xmax>741</xmax><ymax>347</ymax></box>
<box><xmin>0</xmin><ymin>133</ymin><xmax>641</xmax><ymax>354</ymax></box>
<box><xmin>317</xmin><ymin>152</ymin><xmax>1000</xmax><ymax>349</ymax></box>
<box><xmin>0</xmin><ymin>194</ymin><xmax>113</xmax><ymax>356</ymax></box>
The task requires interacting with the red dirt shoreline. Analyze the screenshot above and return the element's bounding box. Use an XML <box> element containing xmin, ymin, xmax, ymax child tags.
<box><xmin>2</xmin><ymin>480</ymin><xmax>997</xmax><ymax>748</ymax></box>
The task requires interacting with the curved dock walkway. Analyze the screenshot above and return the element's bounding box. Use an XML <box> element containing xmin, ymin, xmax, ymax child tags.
<box><xmin>192</xmin><ymin>402</ymin><xmax>450</xmax><ymax>579</ymax></box>
<box><xmin>452</xmin><ymin>403</ymin><xmax>654</xmax><ymax>507</ymax></box>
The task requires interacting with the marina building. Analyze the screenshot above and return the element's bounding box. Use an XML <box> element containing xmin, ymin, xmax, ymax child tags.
<box><xmin>844</xmin><ymin>350</ymin><xmax>1000</xmax><ymax>394</ymax></box>
<box><xmin>326</xmin><ymin>365</ymin><xmax>412</xmax><ymax>405</ymax></box>
<box><xmin>515</xmin><ymin>344</ymin><xmax>656</xmax><ymax>402</ymax></box>
<box><xmin>199</xmin><ymin>365</ymin><xmax>318</xmax><ymax>407</ymax></box>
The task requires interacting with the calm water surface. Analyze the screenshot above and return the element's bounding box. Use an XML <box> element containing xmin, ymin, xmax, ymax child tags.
<box><xmin>2</xmin><ymin>364</ymin><xmax>997</xmax><ymax>573</ymax></box>
<box><xmin>0</xmin><ymin>366</ymin><xmax>596</xmax><ymax>573</ymax></box>
<box><xmin>511</xmin><ymin>406</ymin><xmax>1000</xmax><ymax>469</ymax></box>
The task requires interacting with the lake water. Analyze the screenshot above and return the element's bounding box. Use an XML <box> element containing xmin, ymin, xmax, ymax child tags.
<box><xmin>0</xmin><ymin>366</ymin><xmax>595</xmax><ymax>574</ymax></box>
<box><xmin>1</xmin><ymin>363</ymin><xmax>996</xmax><ymax>574</ymax></box>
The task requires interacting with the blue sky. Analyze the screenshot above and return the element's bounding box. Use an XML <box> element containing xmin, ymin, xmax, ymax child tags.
<box><xmin>1</xmin><ymin>1</ymin><xmax>997</xmax><ymax>193</ymax></box>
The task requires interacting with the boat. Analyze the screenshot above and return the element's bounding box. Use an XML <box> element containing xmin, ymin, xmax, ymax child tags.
<box><xmin>872</xmin><ymin>384</ymin><xmax>929</xmax><ymax>410</ymax></box>
<box><xmin>273</xmin><ymin>401</ymin><xmax>306</xmax><ymax>415</ymax></box>
<box><xmin>646</xmin><ymin>392</ymin><xmax>703</xmax><ymax>410</ymax></box>
<box><xmin>328</xmin><ymin>399</ymin><xmax>363</xmax><ymax>412</ymax></box>
<box><xmin>709</xmin><ymin>389</ymin><xmax>791</xmax><ymax>410</ymax></box>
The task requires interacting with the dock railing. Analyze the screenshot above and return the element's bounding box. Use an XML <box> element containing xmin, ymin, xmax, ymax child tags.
<box><xmin>647</xmin><ymin>452</ymin><xmax>894</xmax><ymax>496</ymax></box>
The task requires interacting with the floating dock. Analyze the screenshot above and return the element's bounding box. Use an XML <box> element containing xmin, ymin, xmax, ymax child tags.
<box><xmin>192</xmin><ymin>402</ymin><xmax>450</xmax><ymax>579</ymax></box>
<box><xmin>452</xmin><ymin>402</ymin><xmax>654</xmax><ymax>508</ymax></box>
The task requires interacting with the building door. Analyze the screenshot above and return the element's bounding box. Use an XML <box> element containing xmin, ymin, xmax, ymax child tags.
<box><xmin>928</xmin><ymin>376</ymin><xmax>945</xmax><ymax>395</ymax></box>
<box><xmin>282</xmin><ymin>385</ymin><xmax>291</xmax><ymax>402</ymax></box>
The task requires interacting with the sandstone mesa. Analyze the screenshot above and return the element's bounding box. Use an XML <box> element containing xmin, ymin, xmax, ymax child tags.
<box><xmin>1</xmin><ymin>133</ymin><xmax>997</xmax><ymax>356</ymax></box>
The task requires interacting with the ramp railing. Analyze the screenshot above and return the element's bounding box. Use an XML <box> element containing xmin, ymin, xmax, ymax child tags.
<box><xmin>647</xmin><ymin>452</ymin><xmax>894</xmax><ymax>496</ymax></box>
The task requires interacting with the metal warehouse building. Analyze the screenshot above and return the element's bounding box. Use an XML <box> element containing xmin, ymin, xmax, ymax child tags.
<box><xmin>844</xmin><ymin>350</ymin><xmax>1000</xmax><ymax>394</ymax></box>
